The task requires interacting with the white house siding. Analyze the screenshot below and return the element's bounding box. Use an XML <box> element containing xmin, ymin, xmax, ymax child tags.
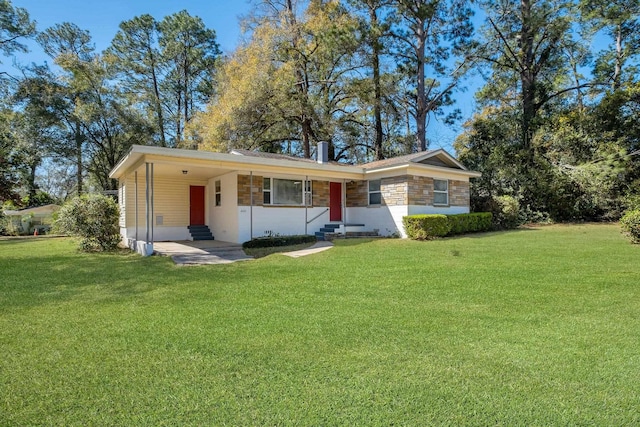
<box><xmin>238</xmin><ymin>206</ymin><xmax>331</xmax><ymax>243</ymax></box>
<box><xmin>346</xmin><ymin>205</ymin><xmax>409</xmax><ymax>237</ymax></box>
<box><xmin>346</xmin><ymin>205</ymin><xmax>470</xmax><ymax>238</ymax></box>
<box><xmin>118</xmin><ymin>181</ymin><xmax>126</xmax><ymax>228</ymax></box>
<box><xmin>209</xmin><ymin>172</ymin><xmax>239</xmax><ymax>243</ymax></box>
<box><xmin>122</xmin><ymin>174</ymin><xmax>207</xmax><ymax>241</ymax></box>
<box><xmin>407</xmin><ymin>205</ymin><xmax>469</xmax><ymax>216</ymax></box>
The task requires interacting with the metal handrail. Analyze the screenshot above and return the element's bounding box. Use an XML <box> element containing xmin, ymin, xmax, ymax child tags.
<box><xmin>307</xmin><ymin>208</ymin><xmax>329</xmax><ymax>224</ymax></box>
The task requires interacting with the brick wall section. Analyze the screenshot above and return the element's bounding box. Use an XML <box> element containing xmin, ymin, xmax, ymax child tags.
<box><xmin>313</xmin><ymin>180</ymin><xmax>330</xmax><ymax>207</ymax></box>
<box><xmin>450</xmin><ymin>180</ymin><xmax>470</xmax><ymax>207</ymax></box>
<box><xmin>346</xmin><ymin>180</ymin><xmax>368</xmax><ymax>207</ymax></box>
<box><xmin>381</xmin><ymin>176</ymin><xmax>408</xmax><ymax>206</ymax></box>
<box><xmin>237</xmin><ymin>174</ymin><xmax>264</xmax><ymax>206</ymax></box>
<box><xmin>238</xmin><ymin>174</ymin><xmax>469</xmax><ymax>208</ymax></box>
<box><xmin>408</xmin><ymin>176</ymin><xmax>433</xmax><ymax>206</ymax></box>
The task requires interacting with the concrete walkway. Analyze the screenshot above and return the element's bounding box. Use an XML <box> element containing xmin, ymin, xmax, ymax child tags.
<box><xmin>153</xmin><ymin>239</ymin><xmax>334</xmax><ymax>265</ymax></box>
<box><xmin>153</xmin><ymin>240</ymin><xmax>253</xmax><ymax>265</ymax></box>
<box><xmin>282</xmin><ymin>240</ymin><xmax>334</xmax><ymax>258</ymax></box>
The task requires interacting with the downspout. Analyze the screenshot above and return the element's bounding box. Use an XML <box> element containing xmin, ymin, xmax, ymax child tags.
<box><xmin>305</xmin><ymin>175</ymin><xmax>308</xmax><ymax>235</ymax></box>
<box><xmin>250</xmin><ymin>171</ymin><xmax>253</xmax><ymax>240</ymax></box>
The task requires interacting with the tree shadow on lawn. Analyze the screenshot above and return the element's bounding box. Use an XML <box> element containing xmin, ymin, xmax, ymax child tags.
<box><xmin>0</xmin><ymin>249</ymin><xmax>184</xmax><ymax>310</ymax></box>
<box><xmin>0</xmin><ymin>235</ymin><xmax>67</xmax><ymax>244</ymax></box>
<box><xmin>331</xmin><ymin>237</ymin><xmax>390</xmax><ymax>247</ymax></box>
<box><xmin>445</xmin><ymin>227</ymin><xmax>539</xmax><ymax>240</ymax></box>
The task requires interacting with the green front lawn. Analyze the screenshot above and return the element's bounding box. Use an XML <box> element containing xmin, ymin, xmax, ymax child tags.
<box><xmin>1</xmin><ymin>224</ymin><xmax>639</xmax><ymax>425</ymax></box>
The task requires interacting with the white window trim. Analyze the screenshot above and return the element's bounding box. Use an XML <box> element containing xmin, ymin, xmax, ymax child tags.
<box><xmin>433</xmin><ymin>179</ymin><xmax>449</xmax><ymax>206</ymax></box>
<box><xmin>262</xmin><ymin>177</ymin><xmax>311</xmax><ymax>206</ymax></box>
<box><xmin>305</xmin><ymin>180</ymin><xmax>312</xmax><ymax>206</ymax></box>
<box><xmin>368</xmin><ymin>179</ymin><xmax>382</xmax><ymax>206</ymax></box>
<box><xmin>263</xmin><ymin>177</ymin><xmax>271</xmax><ymax>205</ymax></box>
<box><xmin>215</xmin><ymin>180</ymin><xmax>221</xmax><ymax>206</ymax></box>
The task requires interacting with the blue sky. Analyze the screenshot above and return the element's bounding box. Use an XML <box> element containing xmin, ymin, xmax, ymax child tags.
<box><xmin>10</xmin><ymin>0</ymin><xmax>252</xmax><ymax>55</ymax></box>
<box><xmin>6</xmin><ymin>0</ymin><xmax>481</xmax><ymax>152</ymax></box>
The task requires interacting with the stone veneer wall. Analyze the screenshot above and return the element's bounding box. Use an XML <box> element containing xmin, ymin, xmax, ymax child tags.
<box><xmin>239</xmin><ymin>174</ymin><xmax>469</xmax><ymax>208</ymax></box>
<box><xmin>449</xmin><ymin>180</ymin><xmax>470</xmax><ymax>207</ymax></box>
<box><xmin>346</xmin><ymin>175</ymin><xmax>469</xmax><ymax>208</ymax></box>
<box><xmin>408</xmin><ymin>176</ymin><xmax>433</xmax><ymax>206</ymax></box>
<box><xmin>238</xmin><ymin>175</ymin><xmax>332</xmax><ymax>207</ymax></box>
<box><xmin>346</xmin><ymin>180</ymin><xmax>368</xmax><ymax>207</ymax></box>
<box><xmin>237</xmin><ymin>174</ymin><xmax>264</xmax><ymax>206</ymax></box>
<box><xmin>312</xmin><ymin>180</ymin><xmax>330</xmax><ymax>207</ymax></box>
<box><xmin>381</xmin><ymin>176</ymin><xmax>408</xmax><ymax>206</ymax></box>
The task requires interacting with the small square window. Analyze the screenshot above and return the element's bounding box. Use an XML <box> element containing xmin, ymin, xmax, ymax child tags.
<box><xmin>304</xmin><ymin>180</ymin><xmax>312</xmax><ymax>206</ymax></box>
<box><xmin>433</xmin><ymin>179</ymin><xmax>448</xmax><ymax>205</ymax></box>
<box><xmin>263</xmin><ymin>178</ymin><xmax>271</xmax><ymax>204</ymax></box>
<box><xmin>215</xmin><ymin>180</ymin><xmax>221</xmax><ymax>206</ymax></box>
<box><xmin>369</xmin><ymin>179</ymin><xmax>382</xmax><ymax>205</ymax></box>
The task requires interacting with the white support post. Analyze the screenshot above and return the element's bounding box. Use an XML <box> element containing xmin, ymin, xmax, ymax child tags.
<box><xmin>145</xmin><ymin>163</ymin><xmax>149</xmax><ymax>244</ymax></box>
<box><xmin>134</xmin><ymin>170</ymin><xmax>138</xmax><ymax>241</ymax></box>
<box><xmin>150</xmin><ymin>162</ymin><xmax>154</xmax><ymax>243</ymax></box>
<box><xmin>139</xmin><ymin>162</ymin><xmax>154</xmax><ymax>256</ymax></box>
<box><xmin>250</xmin><ymin>171</ymin><xmax>253</xmax><ymax>240</ymax></box>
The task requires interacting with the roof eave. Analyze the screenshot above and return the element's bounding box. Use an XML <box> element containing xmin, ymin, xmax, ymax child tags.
<box><xmin>365</xmin><ymin>162</ymin><xmax>481</xmax><ymax>178</ymax></box>
<box><xmin>109</xmin><ymin>145</ymin><xmax>364</xmax><ymax>179</ymax></box>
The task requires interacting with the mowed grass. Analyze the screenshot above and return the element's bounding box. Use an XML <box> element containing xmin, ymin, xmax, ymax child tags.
<box><xmin>1</xmin><ymin>224</ymin><xmax>639</xmax><ymax>425</ymax></box>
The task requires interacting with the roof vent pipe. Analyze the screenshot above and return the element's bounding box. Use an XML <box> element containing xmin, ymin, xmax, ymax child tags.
<box><xmin>317</xmin><ymin>141</ymin><xmax>329</xmax><ymax>164</ymax></box>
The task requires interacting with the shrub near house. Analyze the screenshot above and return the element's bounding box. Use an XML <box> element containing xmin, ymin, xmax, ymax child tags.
<box><xmin>620</xmin><ymin>209</ymin><xmax>640</xmax><ymax>244</ymax></box>
<box><xmin>403</xmin><ymin>213</ymin><xmax>492</xmax><ymax>240</ymax></box>
<box><xmin>55</xmin><ymin>194</ymin><xmax>121</xmax><ymax>251</ymax></box>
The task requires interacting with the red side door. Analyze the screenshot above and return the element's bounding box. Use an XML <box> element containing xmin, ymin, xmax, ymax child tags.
<box><xmin>329</xmin><ymin>182</ymin><xmax>342</xmax><ymax>222</ymax></box>
<box><xmin>190</xmin><ymin>185</ymin><xmax>205</xmax><ymax>225</ymax></box>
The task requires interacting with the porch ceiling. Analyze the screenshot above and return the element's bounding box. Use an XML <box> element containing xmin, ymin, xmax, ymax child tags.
<box><xmin>130</xmin><ymin>161</ymin><xmax>233</xmax><ymax>181</ymax></box>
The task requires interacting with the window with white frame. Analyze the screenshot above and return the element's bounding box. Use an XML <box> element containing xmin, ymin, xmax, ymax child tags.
<box><xmin>369</xmin><ymin>179</ymin><xmax>382</xmax><ymax>205</ymax></box>
<box><xmin>215</xmin><ymin>180</ymin><xmax>221</xmax><ymax>206</ymax></box>
<box><xmin>305</xmin><ymin>180</ymin><xmax>312</xmax><ymax>206</ymax></box>
<box><xmin>263</xmin><ymin>177</ymin><xmax>271</xmax><ymax>204</ymax></box>
<box><xmin>433</xmin><ymin>179</ymin><xmax>449</xmax><ymax>205</ymax></box>
<box><xmin>262</xmin><ymin>178</ymin><xmax>309</xmax><ymax>205</ymax></box>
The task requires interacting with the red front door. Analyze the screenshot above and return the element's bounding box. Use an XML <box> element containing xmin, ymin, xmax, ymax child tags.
<box><xmin>190</xmin><ymin>185</ymin><xmax>205</xmax><ymax>225</ymax></box>
<box><xmin>329</xmin><ymin>182</ymin><xmax>342</xmax><ymax>222</ymax></box>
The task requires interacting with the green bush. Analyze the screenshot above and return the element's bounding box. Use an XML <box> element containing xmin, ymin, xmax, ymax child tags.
<box><xmin>494</xmin><ymin>195</ymin><xmax>521</xmax><ymax>229</ymax></box>
<box><xmin>0</xmin><ymin>210</ymin><xmax>6</xmax><ymax>236</ymax></box>
<box><xmin>54</xmin><ymin>194</ymin><xmax>121</xmax><ymax>252</ymax></box>
<box><xmin>404</xmin><ymin>213</ymin><xmax>493</xmax><ymax>240</ymax></box>
<box><xmin>447</xmin><ymin>212</ymin><xmax>493</xmax><ymax>235</ymax></box>
<box><xmin>243</xmin><ymin>234</ymin><xmax>317</xmax><ymax>249</ymax></box>
<box><xmin>620</xmin><ymin>209</ymin><xmax>640</xmax><ymax>244</ymax></box>
<box><xmin>402</xmin><ymin>214</ymin><xmax>451</xmax><ymax>240</ymax></box>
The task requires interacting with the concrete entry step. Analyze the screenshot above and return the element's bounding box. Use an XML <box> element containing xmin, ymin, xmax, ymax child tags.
<box><xmin>187</xmin><ymin>225</ymin><xmax>214</xmax><ymax>241</ymax></box>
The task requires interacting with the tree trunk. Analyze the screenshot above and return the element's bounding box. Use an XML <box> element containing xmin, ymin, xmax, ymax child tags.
<box><xmin>286</xmin><ymin>0</ymin><xmax>312</xmax><ymax>159</ymax></box>
<box><xmin>370</xmin><ymin>6</ymin><xmax>384</xmax><ymax>160</ymax></box>
<box><xmin>520</xmin><ymin>0</ymin><xmax>535</xmax><ymax>151</ymax></box>
<box><xmin>571</xmin><ymin>60</ymin><xmax>584</xmax><ymax>112</ymax></box>
<box><xmin>415</xmin><ymin>23</ymin><xmax>427</xmax><ymax>152</ymax></box>
<box><xmin>613</xmin><ymin>23</ymin><xmax>622</xmax><ymax>91</ymax></box>
<box><xmin>74</xmin><ymin>121</ymin><xmax>83</xmax><ymax>195</ymax></box>
<box><xmin>301</xmin><ymin>116</ymin><xmax>312</xmax><ymax>159</ymax></box>
<box><xmin>175</xmin><ymin>90</ymin><xmax>182</xmax><ymax>145</ymax></box>
<box><xmin>27</xmin><ymin>162</ymin><xmax>38</xmax><ymax>201</ymax></box>
<box><xmin>149</xmin><ymin>48</ymin><xmax>166</xmax><ymax>147</ymax></box>
<box><xmin>184</xmin><ymin>49</ymin><xmax>190</xmax><ymax>134</ymax></box>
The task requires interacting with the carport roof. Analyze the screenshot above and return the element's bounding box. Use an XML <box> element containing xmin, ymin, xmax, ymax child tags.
<box><xmin>109</xmin><ymin>145</ymin><xmax>480</xmax><ymax>181</ymax></box>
